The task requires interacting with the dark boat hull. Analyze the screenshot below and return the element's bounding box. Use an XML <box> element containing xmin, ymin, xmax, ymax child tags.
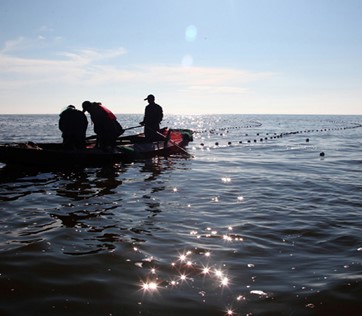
<box><xmin>0</xmin><ymin>129</ymin><xmax>193</xmax><ymax>168</ymax></box>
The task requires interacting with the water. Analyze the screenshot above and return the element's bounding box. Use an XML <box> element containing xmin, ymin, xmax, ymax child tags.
<box><xmin>0</xmin><ymin>114</ymin><xmax>361</xmax><ymax>315</ymax></box>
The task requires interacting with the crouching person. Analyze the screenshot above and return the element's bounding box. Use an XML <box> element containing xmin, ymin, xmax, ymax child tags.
<box><xmin>59</xmin><ymin>105</ymin><xmax>88</xmax><ymax>149</ymax></box>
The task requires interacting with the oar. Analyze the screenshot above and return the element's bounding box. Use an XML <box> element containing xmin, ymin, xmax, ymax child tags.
<box><xmin>86</xmin><ymin>125</ymin><xmax>142</xmax><ymax>140</ymax></box>
<box><xmin>146</xmin><ymin>126</ymin><xmax>193</xmax><ymax>158</ymax></box>
<box><xmin>86</xmin><ymin>135</ymin><xmax>97</xmax><ymax>140</ymax></box>
<box><xmin>123</xmin><ymin>125</ymin><xmax>142</xmax><ymax>131</ymax></box>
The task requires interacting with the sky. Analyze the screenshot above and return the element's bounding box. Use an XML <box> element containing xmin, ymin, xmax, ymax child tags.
<box><xmin>0</xmin><ymin>0</ymin><xmax>361</xmax><ymax>115</ymax></box>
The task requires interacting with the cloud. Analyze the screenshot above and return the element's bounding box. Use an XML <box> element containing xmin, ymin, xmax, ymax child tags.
<box><xmin>0</xmin><ymin>36</ymin><xmax>274</xmax><ymax>112</ymax></box>
<box><xmin>1</xmin><ymin>37</ymin><xmax>30</xmax><ymax>53</ymax></box>
<box><xmin>0</xmin><ymin>34</ymin><xmax>273</xmax><ymax>91</ymax></box>
<box><xmin>59</xmin><ymin>47</ymin><xmax>127</xmax><ymax>65</ymax></box>
<box><xmin>0</xmin><ymin>46</ymin><xmax>128</xmax><ymax>86</ymax></box>
<box><xmin>0</xmin><ymin>46</ymin><xmax>272</xmax><ymax>90</ymax></box>
<box><xmin>187</xmin><ymin>85</ymin><xmax>250</xmax><ymax>94</ymax></box>
<box><xmin>125</xmin><ymin>65</ymin><xmax>272</xmax><ymax>95</ymax></box>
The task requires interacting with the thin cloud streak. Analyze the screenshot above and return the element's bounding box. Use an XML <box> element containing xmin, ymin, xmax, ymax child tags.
<box><xmin>0</xmin><ymin>48</ymin><xmax>273</xmax><ymax>95</ymax></box>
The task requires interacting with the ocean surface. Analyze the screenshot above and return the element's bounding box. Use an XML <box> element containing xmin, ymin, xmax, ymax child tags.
<box><xmin>0</xmin><ymin>114</ymin><xmax>361</xmax><ymax>316</ymax></box>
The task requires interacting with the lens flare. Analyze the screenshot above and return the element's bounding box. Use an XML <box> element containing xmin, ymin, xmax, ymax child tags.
<box><xmin>181</xmin><ymin>54</ymin><xmax>193</xmax><ymax>67</ymax></box>
<box><xmin>185</xmin><ymin>25</ymin><xmax>197</xmax><ymax>42</ymax></box>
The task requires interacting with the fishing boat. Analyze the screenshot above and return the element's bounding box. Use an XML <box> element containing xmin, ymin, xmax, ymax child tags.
<box><xmin>0</xmin><ymin>128</ymin><xmax>193</xmax><ymax>168</ymax></box>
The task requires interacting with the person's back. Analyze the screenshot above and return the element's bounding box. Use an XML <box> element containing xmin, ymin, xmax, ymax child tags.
<box><xmin>59</xmin><ymin>105</ymin><xmax>88</xmax><ymax>149</ymax></box>
<box><xmin>82</xmin><ymin>101</ymin><xmax>123</xmax><ymax>150</ymax></box>
<box><xmin>144</xmin><ymin>103</ymin><xmax>163</xmax><ymax>127</ymax></box>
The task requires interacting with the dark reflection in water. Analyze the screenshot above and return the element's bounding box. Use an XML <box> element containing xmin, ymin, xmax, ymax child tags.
<box><xmin>38</xmin><ymin>159</ymin><xmax>177</xmax><ymax>256</ymax></box>
<box><xmin>141</xmin><ymin>157</ymin><xmax>163</xmax><ymax>181</ymax></box>
<box><xmin>0</xmin><ymin>158</ymin><xmax>176</xmax><ymax>254</ymax></box>
<box><xmin>140</xmin><ymin>157</ymin><xmax>175</xmax><ymax>215</ymax></box>
<box><xmin>55</xmin><ymin>165</ymin><xmax>124</xmax><ymax>200</ymax></box>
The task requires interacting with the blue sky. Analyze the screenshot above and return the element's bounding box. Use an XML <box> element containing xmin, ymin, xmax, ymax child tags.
<box><xmin>0</xmin><ymin>0</ymin><xmax>361</xmax><ymax>114</ymax></box>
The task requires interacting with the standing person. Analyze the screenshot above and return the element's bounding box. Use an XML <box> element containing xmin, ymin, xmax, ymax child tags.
<box><xmin>59</xmin><ymin>105</ymin><xmax>88</xmax><ymax>149</ymax></box>
<box><xmin>139</xmin><ymin>94</ymin><xmax>163</xmax><ymax>141</ymax></box>
<box><xmin>82</xmin><ymin>101</ymin><xmax>124</xmax><ymax>151</ymax></box>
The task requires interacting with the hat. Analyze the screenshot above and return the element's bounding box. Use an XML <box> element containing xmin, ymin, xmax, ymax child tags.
<box><xmin>144</xmin><ymin>94</ymin><xmax>155</xmax><ymax>101</ymax></box>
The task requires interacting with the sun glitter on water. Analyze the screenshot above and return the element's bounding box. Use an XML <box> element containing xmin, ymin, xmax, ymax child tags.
<box><xmin>141</xmin><ymin>281</ymin><xmax>158</xmax><ymax>292</ymax></box>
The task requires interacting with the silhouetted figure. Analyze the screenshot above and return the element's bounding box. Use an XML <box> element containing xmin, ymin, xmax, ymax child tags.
<box><xmin>82</xmin><ymin>101</ymin><xmax>124</xmax><ymax>151</ymax></box>
<box><xmin>139</xmin><ymin>94</ymin><xmax>163</xmax><ymax>141</ymax></box>
<box><xmin>59</xmin><ymin>105</ymin><xmax>88</xmax><ymax>149</ymax></box>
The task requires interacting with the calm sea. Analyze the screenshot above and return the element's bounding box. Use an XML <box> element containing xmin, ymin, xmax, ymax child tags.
<box><xmin>0</xmin><ymin>114</ymin><xmax>361</xmax><ymax>316</ymax></box>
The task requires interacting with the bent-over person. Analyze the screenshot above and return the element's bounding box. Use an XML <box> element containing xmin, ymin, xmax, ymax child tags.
<box><xmin>82</xmin><ymin>101</ymin><xmax>123</xmax><ymax>151</ymax></box>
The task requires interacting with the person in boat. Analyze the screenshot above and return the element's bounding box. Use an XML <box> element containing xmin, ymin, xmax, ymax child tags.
<box><xmin>139</xmin><ymin>94</ymin><xmax>163</xmax><ymax>141</ymax></box>
<box><xmin>82</xmin><ymin>101</ymin><xmax>124</xmax><ymax>150</ymax></box>
<box><xmin>59</xmin><ymin>105</ymin><xmax>88</xmax><ymax>149</ymax></box>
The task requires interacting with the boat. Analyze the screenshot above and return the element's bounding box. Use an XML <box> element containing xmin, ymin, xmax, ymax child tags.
<box><xmin>0</xmin><ymin>128</ymin><xmax>193</xmax><ymax>168</ymax></box>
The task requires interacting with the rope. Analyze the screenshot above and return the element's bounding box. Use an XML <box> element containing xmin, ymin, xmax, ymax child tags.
<box><xmin>194</xmin><ymin>121</ymin><xmax>362</xmax><ymax>148</ymax></box>
<box><xmin>193</xmin><ymin>120</ymin><xmax>262</xmax><ymax>135</ymax></box>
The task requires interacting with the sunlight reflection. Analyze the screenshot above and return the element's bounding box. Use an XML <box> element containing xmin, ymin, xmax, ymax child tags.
<box><xmin>226</xmin><ymin>308</ymin><xmax>234</xmax><ymax>315</ymax></box>
<box><xmin>223</xmin><ymin>234</ymin><xmax>233</xmax><ymax>241</ymax></box>
<box><xmin>180</xmin><ymin>274</ymin><xmax>187</xmax><ymax>281</ymax></box>
<box><xmin>250</xmin><ymin>290</ymin><xmax>268</xmax><ymax>297</ymax></box>
<box><xmin>201</xmin><ymin>264</ymin><xmax>211</xmax><ymax>275</ymax></box>
<box><xmin>137</xmin><ymin>230</ymin><xmax>246</xmax><ymax>307</ymax></box>
<box><xmin>214</xmin><ymin>269</ymin><xmax>224</xmax><ymax>278</ymax></box>
<box><xmin>221</xmin><ymin>177</ymin><xmax>231</xmax><ymax>183</ymax></box>
<box><xmin>141</xmin><ymin>281</ymin><xmax>158</xmax><ymax>292</ymax></box>
<box><xmin>237</xmin><ymin>295</ymin><xmax>246</xmax><ymax>301</ymax></box>
<box><xmin>192</xmin><ymin>226</ymin><xmax>244</xmax><ymax>243</ymax></box>
<box><xmin>178</xmin><ymin>273</ymin><xmax>190</xmax><ymax>284</ymax></box>
<box><xmin>221</xmin><ymin>277</ymin><xmax>229</xmax><ymax>286</ymax></box>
